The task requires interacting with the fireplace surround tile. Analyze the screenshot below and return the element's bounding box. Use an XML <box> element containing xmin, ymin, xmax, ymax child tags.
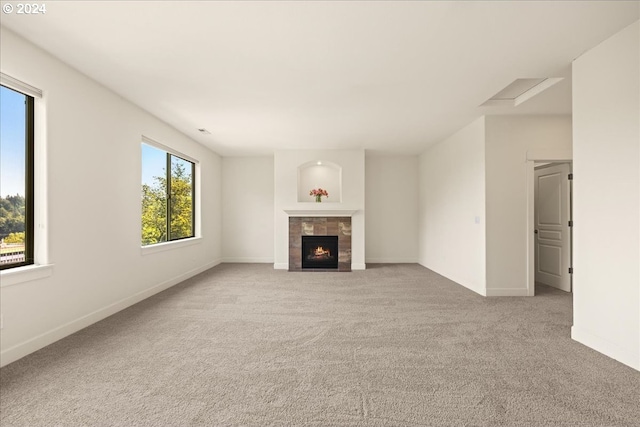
<box><xmin>289</xmin><ymin>216</ymin><xmax>351</xmax><ymax>272</ymax></box>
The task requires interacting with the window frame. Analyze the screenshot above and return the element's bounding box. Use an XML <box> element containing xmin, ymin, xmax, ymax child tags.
<box><xmin>166</xmin><ymin>152</ymin><xmax>196</xmax><ymax>242</ymax></box>
<box><xmin>0</xmin><ymin>83</ymin><xmax>35</xmax><ymax>270</ymax></box>
<box><xmin>141</xmin><ymin>137</ymin><xmax>197</xmax><ymax>248</ymax></box>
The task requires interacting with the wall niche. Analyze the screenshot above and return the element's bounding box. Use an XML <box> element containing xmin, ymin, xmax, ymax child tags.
<box><xmin>297</xmin><ymin>161</ymin><xmax>342</xmax><ymax>203</ymax></box>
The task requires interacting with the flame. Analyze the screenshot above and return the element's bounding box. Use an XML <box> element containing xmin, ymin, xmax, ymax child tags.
<box><xmin>314</xmin><ymin>246</ymin><xmax>330</xmax><ymax>257</ymax></box>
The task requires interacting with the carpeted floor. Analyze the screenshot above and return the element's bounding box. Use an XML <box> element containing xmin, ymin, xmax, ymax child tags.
<box><xmin>1</xmin><ymin>263</ymin><xmax>639</xmax><ymax>426</ymax></box>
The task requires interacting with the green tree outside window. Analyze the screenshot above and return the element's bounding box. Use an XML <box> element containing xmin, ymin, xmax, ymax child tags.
<box><xmin>141</xmin><ymin>144</ymin><xmax>195</xmax><ymax>246</ymax></box>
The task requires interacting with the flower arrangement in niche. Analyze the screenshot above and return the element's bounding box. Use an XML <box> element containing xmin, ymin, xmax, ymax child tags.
<box><xmin>310</xmin><ymin>188</ymin><xmax>328</xmax><ymax>203</ymax></box>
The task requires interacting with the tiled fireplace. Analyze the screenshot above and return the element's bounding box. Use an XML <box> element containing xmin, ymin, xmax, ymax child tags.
<box><xmin>274</xmin><ymin>149</ymin><xmax>364</xmax><ymax>270</ymax></box>
<box><xmin>289</xmin><ymin>216</ymin><xmax>352</xmax><ymax>271</ymax></box>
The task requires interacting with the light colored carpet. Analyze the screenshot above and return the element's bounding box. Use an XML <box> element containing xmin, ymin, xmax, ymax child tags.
<box><xmin>1</xmin><ymin>263</ymin><xmax>639</xmax><ymax>426</ymax></box>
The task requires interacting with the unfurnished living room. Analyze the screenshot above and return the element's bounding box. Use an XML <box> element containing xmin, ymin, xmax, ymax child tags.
<box><xmin>0</xmin><ymin>1</ymin><xmax>639</xmax><ymax>426</ymax></box>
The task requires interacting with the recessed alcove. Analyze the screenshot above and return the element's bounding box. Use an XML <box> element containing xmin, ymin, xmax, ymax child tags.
<box><xmin>297</xmin><ymin>161</ymin><xmax>342</xmax><ymax>203</ymax></box>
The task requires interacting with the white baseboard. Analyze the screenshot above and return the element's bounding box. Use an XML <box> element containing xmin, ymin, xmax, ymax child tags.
<box><xmin>365</xmin><ymin>258</ymin><xmax>418</xmax><ymax>264</ymax></box>
<box><xmin>0</xmin><ymin>259</ymin><xmax>222</xmax><ymax>368</ymax></box>
<box><xmin>485</xmin><ymin>288</ymin><xmax>529</xmax><ymax>297</ymax></box>
<box><xmin>222</xmin><ymin>257</ymin><xmax>273</xmax><ymax>263</ymax></box>
<box><xmin>417</xmin><ymin>262</ymin><xmax>486</xmax><ymax>296</ymax></box>
<box><xmin>274</xmin><ymin>263</ymin><xmax>366</xmax><ymax>270</ymax></box>
<box><xmin>571</xmin><ymin>326</ymin><xmax>639</xmax><ymax>371</ymax></box>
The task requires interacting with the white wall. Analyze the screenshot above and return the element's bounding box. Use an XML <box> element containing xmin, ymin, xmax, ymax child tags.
<box><xmin>297</xmin><ymin>162</ymin><xmax>342</xmax><ymax>203</ymax></box>
<box><xmin>274</xmin><ymin>149</ymin><xmax>365</xmax><ymax>270</ymax></box>
<box><xmin>365</xmin><ymin>155</ymin><xmax>418</xmax><ymax>263</ymax></box>
<box><xmin>224</xmin><ymin>154</ymin><xmax>416</xmax><ymax>266</ymax></box>
<box><xmin>0</xmin><ymin>28</ymin><xmax>223</xmax><ymax>367</ymax></box>
<box><xmin>571</xmin><ymin>21</ymin><xmax>639</xmax><ymax>370</ymax></box>
<box><xmin>485</xmin><ymin>115</ymin><xmax>572</xmax><ymax>296</ymax></box>
<box><xmin>222</xmin><ymin>157</ymin><xmax>274</xmax><ymax>262</ymax></box>
<box><xmin>418</xmin><ymin>117</ymin><xmax>486</xmax><ymax>295</ymax></box>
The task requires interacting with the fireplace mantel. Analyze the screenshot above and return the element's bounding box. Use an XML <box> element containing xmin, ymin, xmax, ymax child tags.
<box><xmin>283</xmin><ymin>207</ymin><xmax>358</xmax><ymax>217</ymax></box>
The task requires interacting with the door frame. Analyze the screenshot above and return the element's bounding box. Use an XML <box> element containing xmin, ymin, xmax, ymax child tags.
<box><xmin>525</xmin><ymin>149</ymin><xmax>572</xmax><ymax>296</ymax></box>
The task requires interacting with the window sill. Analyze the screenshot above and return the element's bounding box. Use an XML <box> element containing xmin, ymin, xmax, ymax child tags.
<box><xmin>1</xmin><ymin>264</ymin><xmax>54</xmax><ymax>288</ymax></box>
<box><xmin>141</xmin><ymin>237</ymin><xmax>202</xmax><ymax>256</ymax></box>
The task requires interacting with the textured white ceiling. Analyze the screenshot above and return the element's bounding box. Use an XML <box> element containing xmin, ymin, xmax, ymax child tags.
<box><xmin>1</xmin><ymin>1</ymin><xmax>638</xmax><ymax>156</ymax></box>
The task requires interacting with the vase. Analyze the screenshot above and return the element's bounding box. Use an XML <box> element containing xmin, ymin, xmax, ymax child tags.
<box><xmin>315</xmin><ymin>195</ymin><xmax>322</xmax><ymax>203</ymax></box>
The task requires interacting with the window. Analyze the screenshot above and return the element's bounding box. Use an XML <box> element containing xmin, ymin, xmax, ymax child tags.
<box><xmin>141</xmin><ymin>141</ymin><xmax>195</xmax><ymax>246</ymax></box>
<box><xmin>0</xmin><ymin>84</ymin><xmax>34</xmax><ymax>270</ymax></box>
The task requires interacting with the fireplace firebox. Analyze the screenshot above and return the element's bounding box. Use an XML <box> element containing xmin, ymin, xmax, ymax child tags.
<box><xmin>301</xmin><ymin>236</ymin><xmax>339</xmax><ymax>270</ymax></box>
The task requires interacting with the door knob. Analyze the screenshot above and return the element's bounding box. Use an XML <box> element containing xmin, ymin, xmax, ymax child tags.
<box><xmin>534</xmin><ymin>230</ymin><xmax>539</xmax><ymax>234</ymax></box>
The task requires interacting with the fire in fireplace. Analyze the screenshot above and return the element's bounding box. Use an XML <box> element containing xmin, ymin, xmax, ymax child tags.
<box><xmin>302</xmin><ymin>235</ymin><xmax>339</xmax><ymax>269</ymax></box>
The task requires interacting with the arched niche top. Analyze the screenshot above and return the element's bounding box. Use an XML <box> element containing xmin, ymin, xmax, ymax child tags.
<box><xmin>297</xmin><ymin>160</ymin><xmax>343</xmax><ymax>203</ymax></box>
<box><xmin>298</xmin><ymin>160</ymin><xmax>342</xmax><ymax>172</ymax></box>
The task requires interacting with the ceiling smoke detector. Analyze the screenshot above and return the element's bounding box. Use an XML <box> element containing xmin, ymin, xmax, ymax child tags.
<box><xmin>481</xmin><ymin>77</ymin><xmax>563</xmax><ymax>107</ymax></box>
<box><xmin>197</xmin><ymin>128</ymin><xmax>211</xmax><ymax>135</ymax></box>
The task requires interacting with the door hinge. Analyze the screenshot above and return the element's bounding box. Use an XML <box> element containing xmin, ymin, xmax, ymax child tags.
<box><xmin>568</xmin><ymin>220</ymin><xmax>573</xmax><ymax>227</ymax></box>
<box><xmin>568</xmin><ymin>173</ymin><xmax>573</xmax><ymax>180</ymax></box>
<box><xmin>569</xmin><ymin>267</ymin><xmax>573</xmax><ymax>274</ymax></box>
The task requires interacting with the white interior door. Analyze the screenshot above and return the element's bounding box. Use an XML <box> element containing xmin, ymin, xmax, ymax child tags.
<box><xmin>534</xmin><ymin>163</ymin><xmax>572</xmax><ymax>292</ymax></box>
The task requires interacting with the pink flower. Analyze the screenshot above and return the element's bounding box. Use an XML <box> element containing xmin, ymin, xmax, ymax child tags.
<box><xmin>310</xmin><ymin>188</ymin><xmax>329</xmax><ymax>198</ymax></box>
